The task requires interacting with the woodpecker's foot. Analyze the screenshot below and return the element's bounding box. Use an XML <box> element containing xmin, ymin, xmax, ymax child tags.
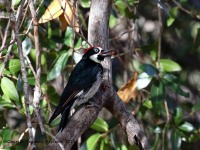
<box><xmin>86</xmin><ymin>101</ymin><xmax>100</xmax><ymax>109</ymax></box>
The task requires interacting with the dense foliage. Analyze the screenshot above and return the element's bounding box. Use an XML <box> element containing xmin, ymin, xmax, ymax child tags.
<box><xmin>0</xmin><ymin>0</ymin><xmax>200</xmax><ymax>149</ymax></box>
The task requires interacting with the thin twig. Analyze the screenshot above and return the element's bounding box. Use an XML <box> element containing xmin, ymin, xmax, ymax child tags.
<box><xmin>25</xmin><ymin>55</ymin><xmax>37</xmax><ymax>78</ymax></box>
<box><xmin>157</xmin><ymin>3</ymin><xmax>162</xmax><ymax>70</ymax></box>
<box><xmin>29</xmin><ymin>0</ymin><xmax>44</xmax><ymax>134</ymax></box>
<box><xmin>172</xmin><ymin>0</ymin><xmax>200</xmax><ymax>20</ymax></box>
<box><xmin>0</xmin><ymin>39</ymin><xmax>14</xmax><ymax>77</ymax></box>
<box><xmin>0</xmin><ymin>40</ymin><xmax>16</xmax><ymax>52</ymax></box>
<box><xmin>110</xmin><ymin>28</ymin><xmax>134</xmax><ymax>41</ymax></box>
<box><xmin>1</xmin><ymin>19</ymin><xmax>11</xmax><ymax>50</ymax></box>
<box><xmin>164</xmin><ymin>100</ymin><xmax>170</xmax><ymax>122</ymax></box>
<box><xmin>12</xmin><ymin>0</ymin><xmax>35</xmax><ymax>148</ymax></box>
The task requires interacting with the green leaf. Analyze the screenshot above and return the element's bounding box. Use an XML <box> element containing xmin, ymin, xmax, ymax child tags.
<box><xmin>179</xmin><ymin>122</ymin><xmax>194</xmax><ymax>132</ymax></box>
<box><xmin>8</xmin><ymin>59</ymin><xmax>21</xmax><ymax>74</ymax></box>
<box><xmin>80</xmin><ymin>0</ymin><xmax>91</xmax><ymax>8</ymax></box>
<box><xmin>64</xmin><ymin>28</ymin><xmax>73</xmax><ymax>47</ymax></box>
<box><xmin>1</xmin><ymin>77</ymin><xmax>19</xmax><ymax>101</ymax></box>
<box><xmin>22</xmin><ymin>37</ymin><xmax>32</xmax><ymax>55</ymax></box>
<box><xmin>140</xmin><ymin>64</ymin><xmax>159</xmax><ymax>76</ymax></box>
<box><xmin>167</xmin><ymin>7</ymin><xmax>178</xmax><ymax>26</ymax></box>
<box><xmin>47</xmin><ymin>50</ymin><xmax>72</xmax><ymax>81</ymax></box>
<box><xmin>192</xmin><ymin>28</ymin><xmax>200</xmax><ymax>51</ymax></box>
<box><xmin>171</xmin><ymin>129</ymin><xmax>181</xmax><ymax>150</ymax></box>
<box><xmin>100</xmin><ymin>138</ymin><xmax>105</xmax><ymax>150</ymax></box>
<box><xmin>49</xmin><ymin>117</ymin><xmax>61</xmax><ymax>127</ymax></box>
<box><xmin>119</xmin><ymin>145</ymin><xmax>128</xmax><ymax>150</ymax></box>
<box><xmin>114</xmin><ymin>0</ymin><xmax>135</xmax><ymax>18</ymax></box>
<box><xmin>12</xmin><ymin>0</ymin><xmax>21</xmax><ymax>8</ymax></box>
<box><xmin>74</xmin><ymin>38</ymin><xmax>82</xmax><ymax>49</ymax></box>
<box><xmin>159</xmin><ymin>59</ymin><xmax>181</xmax><ymax>72</ymax></box>
<box><xmin>162</xmin><ymin>74</ymin><xmax>189</xmax><ymax>98</ymax></box>
<box><xmin>91</xmin><ymin>117</ymin><xmax>109</xmax><ymax>132</ymax></box>
<box><xmin>109</xmin><ymin>14</ymin><xmax>116</xmax><ymax>28</ymax></box>
<box><xmin>86</xmin><ymin>133</ymin><xmax>101</xmax><ymax>150</ymax></box>
<box><xmin>150</xmin><ymin>80</ymin><xmax>165</xmax><ymax>110</ymax></box>
<box><xmin>0</xmin><ymin>95</ymin><xmax>15</xmax><ymax>108</ymax></box>
<box><xmin>174</xmin><ymin>107</ymin><xmax>183</xmax><ymax>125</ymax></box>
<box><xmin>0</xmin><ymin>127</ymin><xmax>11</xmax><ymax>144</ymax></box>
<box><xmin>137</xmin><ymin>72</ymin><xmax>153</xmax><ymax>90</ymax></box>
<box><xmin>191</xmin><ymin>101</ymin><xmax>200</xmax><ymax>113</ymax></box>
<box><xmin>142</xmin><ymin>99</ymin><xmax>153</xmax><ymax>109</ymax></box>
<box><xmin>167</xmin><ymin>17</ymin><xmax>175</xmax><ymax>27</ymax></box>
<box><xmin>0</xmin><ymin>63</ymin><xmax>11</xmax><ymax>75</ymax></box>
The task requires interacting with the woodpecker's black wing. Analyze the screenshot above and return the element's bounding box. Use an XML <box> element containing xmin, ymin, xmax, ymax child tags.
<box><xmin>49</xmin><ymin>58</ymin><xmax>103</xmax><ymax>130</ymax></box>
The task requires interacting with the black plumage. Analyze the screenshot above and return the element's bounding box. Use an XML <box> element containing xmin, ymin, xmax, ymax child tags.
<box><xmin>49</xmin><ymin>47</ymin><xmax>107</xmax><ymax>131</ymax></box>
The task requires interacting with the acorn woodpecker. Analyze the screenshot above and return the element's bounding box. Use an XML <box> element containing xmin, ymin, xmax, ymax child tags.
<box><xmin>49</xmin><ymin>47</ymin><xmax>115</xmax><ymax>131</ymax></box>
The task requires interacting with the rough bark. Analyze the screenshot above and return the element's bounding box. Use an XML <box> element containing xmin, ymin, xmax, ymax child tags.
<box><xmin>45</xmin><ymin>0</ymin><xmax>150</xmax><ymax>150</ymax></box>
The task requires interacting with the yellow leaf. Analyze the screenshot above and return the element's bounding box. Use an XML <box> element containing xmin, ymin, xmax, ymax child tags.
<box><xmin>39</xmin><ymin>0</ymin><xmax>79</xmax><ymax>32</ymax></box>
<box><xmin>117</xmin><ymin>72</ymin><xmax>138</xmax><ymax>103</ymax></box>
<box><xmin>39</xmin><ymin>0</ymin><xmax>64</xmax><ymax>23</ymax></box>
<box><xmin>63</xmin><ymin>1</ymin><xmax>79</xmax><ymax>32</ymax></box>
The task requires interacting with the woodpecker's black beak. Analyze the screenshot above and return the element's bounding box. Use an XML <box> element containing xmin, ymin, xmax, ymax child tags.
<box><xmin>100</xmin><ymin>50</ymin><xmax>117</xmax><ymax>57</ymax></box>
<box><xmin>98</xmin><ymin>50</ymin><xmax>117</xmax><ymax>60</ymax></box>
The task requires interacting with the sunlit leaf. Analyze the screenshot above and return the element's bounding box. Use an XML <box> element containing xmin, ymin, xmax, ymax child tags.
<box><xmin>80</xmin><ymin>0</ymin><xmax>91</xmax><ymax>8</ymax></box>
<box><xmin>8</xmin><ymin>59</ymin><xmax>21</xmax><ymax>74</ymax></box>
<box><xmin>0</xmin><ymin>95</ymin><xmax>15</xmax><ymax>108</ymax></box>
<box><xmin>86</xmin><ymin>133</ymin><xmax>101</xmax><ymax>150</ymax></box>
<box><xmin>137</xmin><ymin>72</ymin><xmax>152</xmax><ymax>90</ymax></box>
<box><xmin>12</xmin><ymin>0</ymin><xmax>21</xmax><ymax>8</ymax></box>
<box><xmin>47</xmin><ymin>50</ymin><xmax>72</xmax><ymax>81</ymax></box>
<box><xmin>100</xmin><ymin>138</ymin><xmax>105</xmax><ymax>150</ymax></box>
<box><xmin>39</xmin><ymin>0</ymin><xmax>79</xmax><ymax>31</ymax></box>
<box><xmin>39</xmin><ymin>0</ymin><xmax>64</xmax><ymax>23</ymax></box>
<box><xmin>117</xmin><ymin>72</ymin><xmax>137</xmax><ymax>103</ymax></box>
<box><xmin>167</xmin><ymin>7</ymin><xmax>178</xmax><ymax>26</ymax></box>
<box><xmin>1</xmin><ymin>77</ymin><xmax>19</xmax><ymax>101</ymax></box>
<box><xmin>63</xmin><ymin>1</ymin><xmax>79</xmax><ymax>32</ymax></box>
<box><xmin>179</xmin><ymin>122</ymin><xmax>194</xmax><ymax>132</ymax></box>
<box><xmin>0</xmin><ymin>63</ymin><xmax>11</xmax><ymax>75</ymax></box>
<box><xmin>90</xmin><ymin>117</ymin><xmax>109</xmax><ymax>132</ymax></box>
<box><xmin>159</xmin><ymin>59</ymin><xmax>181</xmax><ymax>72</ymax></box>
<box><xmin>142</xmin><ymin>99</ymin><xmax>153</xmax><ymax>109</ymax></box>
<box><xmin>109</xmin><ymin>14</ymin><xmax>116</xmax><ymax>28</ymax></box>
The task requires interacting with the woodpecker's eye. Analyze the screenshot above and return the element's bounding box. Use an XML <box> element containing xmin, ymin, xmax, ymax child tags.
<box><xmin>94</xmin><ymin>48</ymin><xmax>99</xmax><ymax>53</ymax></box>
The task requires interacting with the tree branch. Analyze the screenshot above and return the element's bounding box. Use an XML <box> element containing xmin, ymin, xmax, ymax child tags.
<box><xmin>46</xmin><ymin>0</ymin><xmax>149</xmax><ymax>149</ymax></box>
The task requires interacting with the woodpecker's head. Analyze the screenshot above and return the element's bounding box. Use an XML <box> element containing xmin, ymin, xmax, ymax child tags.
<box><xmin>83</xmin><ymin>47</ymin><xmax>116</xmax><ymax>63</ymax></box>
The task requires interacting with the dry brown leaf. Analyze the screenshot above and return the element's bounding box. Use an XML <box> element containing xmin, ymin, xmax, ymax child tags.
<box><xmin>117</xmin><ymin>72</ymin><xmax>138</xmax><ymax>103</ymax></box>
<box><xmin>39</xmin><ymin>0</ymin><xmax>79</xmax><ymax>32</ymax></box>
<box><xmin>59</xmin><ymin>13</ymin><xmax>68</xmax><ymax>31</ymax></box>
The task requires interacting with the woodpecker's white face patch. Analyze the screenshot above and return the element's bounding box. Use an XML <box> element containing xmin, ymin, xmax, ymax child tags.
<box><xmin>89</xmin><ymin>47</ymin><xmax>103</xmax><ymax>63</ymax></box>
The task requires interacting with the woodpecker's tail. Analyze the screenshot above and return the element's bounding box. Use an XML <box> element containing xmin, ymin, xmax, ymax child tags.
<box><xmin>49</xmin><ymin>106</ymin><xmax>62</xmax><ymax>125</ymax></box>
<box><xmin>59</xmin><ymin>104</ymin><xmax>72</xmax><ymax>132</ymax></box>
